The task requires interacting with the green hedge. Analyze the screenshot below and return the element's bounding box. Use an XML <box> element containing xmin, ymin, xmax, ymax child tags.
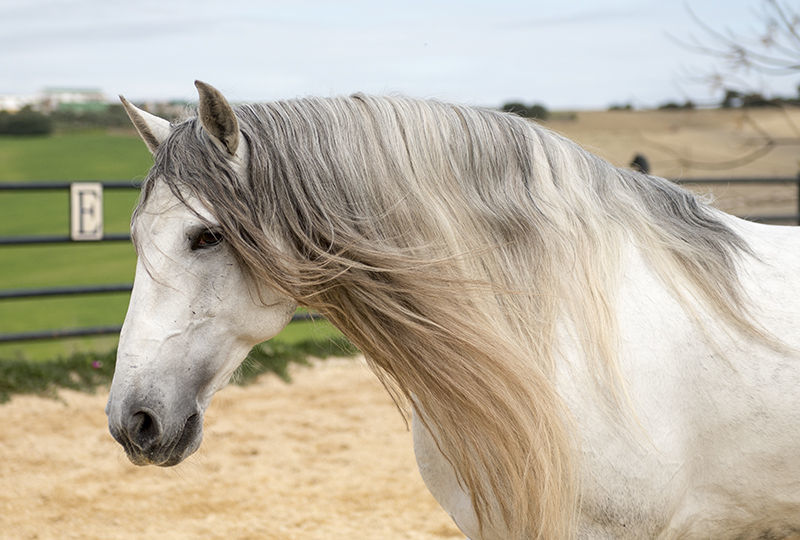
<box><xmin>0</xmin><ymin>336</ymin><xmax>358</xmax><ymax>403</ymax></box>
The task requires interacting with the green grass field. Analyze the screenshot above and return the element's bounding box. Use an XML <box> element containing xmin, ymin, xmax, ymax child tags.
<box><xmin>0</xmin><ymin>130</ymin><xmax>344</xmax><ymax>361</ymax></box>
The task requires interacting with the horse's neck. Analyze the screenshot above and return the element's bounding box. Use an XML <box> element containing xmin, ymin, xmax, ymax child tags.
<box><xmin>717</xmin><ymin>215</ymin><xmax>800</xmax><ymax>353</ymax></box>
<box><xmin>616</xmin><ymin>215</ymin><xmax>800</xmax><ymax>371</ymax></box>
<box><xmin>557</xmin><ymin>214</ymin><xmax>800</xmax><ymax>436</ymax></box>
<box><xmin>554</xmin><ymin>239</ymin><xmax>699</xmax><ymax>415</ymax></box>
<box><xmin>558</xmin><ymin>216</ymin><xmax>800</xmax><ymax>533</ymax></box>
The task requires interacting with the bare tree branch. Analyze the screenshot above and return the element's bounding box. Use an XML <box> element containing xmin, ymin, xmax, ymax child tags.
<box><xmin>673</xmin><ymin>1</ymin><xmax>800</xmax><ymax>82</ymax></box>
<box><xmin>768</xmin><ymin>0</ymin><xmax>800</xmax><ymax>47</ymax></box>
<box><xmin>658</xmin><ymin>1</ymin><xmax>800</xmax><ymax>172</ymax></box>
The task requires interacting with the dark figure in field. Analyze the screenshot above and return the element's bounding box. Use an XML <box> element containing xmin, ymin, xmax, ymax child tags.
<box><xmin>630</xmin><ymin>153</ymin><xmax>650</xmax><ymax>174</ymax></box>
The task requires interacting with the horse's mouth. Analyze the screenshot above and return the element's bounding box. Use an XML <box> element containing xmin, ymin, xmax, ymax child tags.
<box><xmin>113</xmin><ymin>413</ymin><xmax>203</xmax><ymax>467</ymax></box>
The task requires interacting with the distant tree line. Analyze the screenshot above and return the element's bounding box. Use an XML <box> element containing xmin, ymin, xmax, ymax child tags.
<box><xmin>608</xmin><ymin>103</ymin><xmax>634</xmax><ymax>111</ymax></box>
<box><xmin>500</xmin><ymin>102</ymin><xmax>550</xmax><ymax>120</ymax></box>
<box><xmin>50</xmin><ymin>104</ymin><xmax>132</xmax><ymax>130</ymax></box>
<box><xmin>654</xmin><ymin>88</ymin><xmax>800</xmax><ymax>111</ymax></box>
<box><xmin>0</xmin><ymin>107</ymin><xmax>52</xmax><ymax>135</ymax></box>
<box><xmin>718</xmin><ymin>88</ymin><xmax>800</xmax><ymax>108</ymax></box>
<box><xmin>609</xmin><ymin>86</ymin><xmax>800</xmax><ymax>112</ymax></box>
<box><xmin>657</xmin><ymin>100</ymin><xmax>696</xmax><ymax>111</ymax></box>
<box><xmin>0</xmin><ymin>104</ymin><xmax>138</xmax><ymax>135</ymax></box>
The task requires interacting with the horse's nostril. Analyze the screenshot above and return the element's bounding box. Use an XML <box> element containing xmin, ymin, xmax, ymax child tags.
<box><xmin>128</xmin><ymin>409</ymin><xmax>162</xmax><ymax>449</ymax></box>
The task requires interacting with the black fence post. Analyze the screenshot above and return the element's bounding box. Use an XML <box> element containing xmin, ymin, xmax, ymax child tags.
<box><xmin>797</xmin><ymin>171</ymin><xmax>800</xmax><ymax>226</ymax></box>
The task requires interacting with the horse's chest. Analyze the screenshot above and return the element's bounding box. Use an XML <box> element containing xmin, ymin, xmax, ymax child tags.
<box><xmin>411</xmin><ymin>412</ymin><xmax>486</xmax><ymax>538</ymax></box>
<box><xmin>411</xmin><ymin>406</ymin><xmax>673</xmax><ymax>538</ymax></box>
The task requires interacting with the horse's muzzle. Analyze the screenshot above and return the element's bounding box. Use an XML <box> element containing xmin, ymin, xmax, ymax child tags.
<box><xmin>108</xmin><ymin>404</ymin><xmax>203</xmax><ymax>467</ymax></box>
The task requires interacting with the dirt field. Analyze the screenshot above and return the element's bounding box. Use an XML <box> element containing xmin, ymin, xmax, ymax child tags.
<box><xmin>552</xmin><ymin>107</ymin><xmax>800</xmax><ymax>178</ymax></box>
<box><xmin>549</xmin><ymin>107</ymin><xmax>800</xmax><ymax>220</ymax></box>
<box><xmin>0</xmin><ymin>358</ymin><xmax>462</xmax><ymax>540</ymax></box>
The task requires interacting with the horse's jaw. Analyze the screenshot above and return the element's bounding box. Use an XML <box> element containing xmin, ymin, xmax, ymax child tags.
<box><xmin>106</xmin><ymin>300</ymin><xmax>295</xmax><ymax>468</ymax></box>
<box><xmin>106</xmin><ymin>318</ymin><xmax>270</xmax><ymax>467</ymax></box>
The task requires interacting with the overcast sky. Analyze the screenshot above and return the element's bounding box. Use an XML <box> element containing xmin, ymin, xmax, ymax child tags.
<box><xmin>2</xmin><ymin>0</ymin><xmax>798</xmax><ymax>109</ymax></box>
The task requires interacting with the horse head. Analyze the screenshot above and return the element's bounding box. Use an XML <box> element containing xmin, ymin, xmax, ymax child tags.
<box><xmin>106</xmin><ymin>82</ymin><xmax>297</xmax><ymax>466</ymax></box>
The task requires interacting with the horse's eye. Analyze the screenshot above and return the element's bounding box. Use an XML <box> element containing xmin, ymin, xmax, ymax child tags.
<box><xmin>191</xmin><ymin>229</ymin><xmax>223</xmax><ymax>250</ymax></box>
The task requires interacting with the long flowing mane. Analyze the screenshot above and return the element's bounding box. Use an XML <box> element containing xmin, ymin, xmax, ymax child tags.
<box><xmin>138</xmin><ymin>95</ymin><xmax>755</xmax><ymax>537</ymax></box>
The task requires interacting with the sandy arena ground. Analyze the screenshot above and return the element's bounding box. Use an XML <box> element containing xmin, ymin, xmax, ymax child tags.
<box><xmin>0</xmin><ymin>358</ymin><xmax>463</xmax><ymax>540</ymax></box>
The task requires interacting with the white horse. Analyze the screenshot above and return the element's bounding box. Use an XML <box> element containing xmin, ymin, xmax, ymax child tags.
<box><xmin>107</xmin><ymin>81</ymin><xmax>800</xmax><ymax>539</ymax></box>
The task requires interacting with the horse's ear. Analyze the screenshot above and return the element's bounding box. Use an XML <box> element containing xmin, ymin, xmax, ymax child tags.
<box><xmin>195</xmin><ymin>80</ymin><xmax>239</xmax><ymax>156</ymax></box>
<box><xmin>119</xmin><ymin>95</ymin><xmax>171</xmax><ymax>155</ymax></box>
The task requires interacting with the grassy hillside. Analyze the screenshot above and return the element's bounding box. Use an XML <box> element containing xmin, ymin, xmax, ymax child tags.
<box><xmin>0</xmin><ymin>131</ymin><xmax>154</xmax><ymax>181</ymax></box>
<box><xmin>0</xmin><ymin>130</ymin><xmax>341</xmax><ymax>360</ymax></box>
<box><xmin>0</xmin><ymin>132</ymin><xmax>147</xmax><ymax>359</ymax></box>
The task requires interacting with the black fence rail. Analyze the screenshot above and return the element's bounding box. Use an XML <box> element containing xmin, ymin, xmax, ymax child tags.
<box><xmin>0</xmin><ymin>284</ymin><xmax>133</xmax><ymax>300</ymax></box>
<box><xmin>1</xmin><ymin>176</ymin><xmax>798</xmax><ymax>344</ymax></box>
<box><xmin>0</xmin><ymin>180</ymin><xmax>142</xmax><ymax>245</ymax></box>
<box><xmin>0</xmin><ymin>312</ymin><xmax>321</xmax><ymax>344</ymax></box>
<box><xmin>675</xmin><ymin>176</ymin><xmax>800</xmax><ymax>225</ymax></box>
<box><xmin>0</xmin><ymin>233</ymin><xmax>132</xmax><ymax>246</ymax></box>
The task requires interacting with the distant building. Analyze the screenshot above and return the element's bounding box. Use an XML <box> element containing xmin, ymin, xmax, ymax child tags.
<box><xmin>0</xmin><ymin>94</ymin><xmax>39</xmax><ymax>112</ymax></box>
<box><xmin>40</xmin><ymin>87</ymin><xmax>108</xmax><ymax>113</ymax></box>
<box><xmin>0</xmin><ymin>88</ymin><xmax>111</xmax><ymax>113</ymax></box>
